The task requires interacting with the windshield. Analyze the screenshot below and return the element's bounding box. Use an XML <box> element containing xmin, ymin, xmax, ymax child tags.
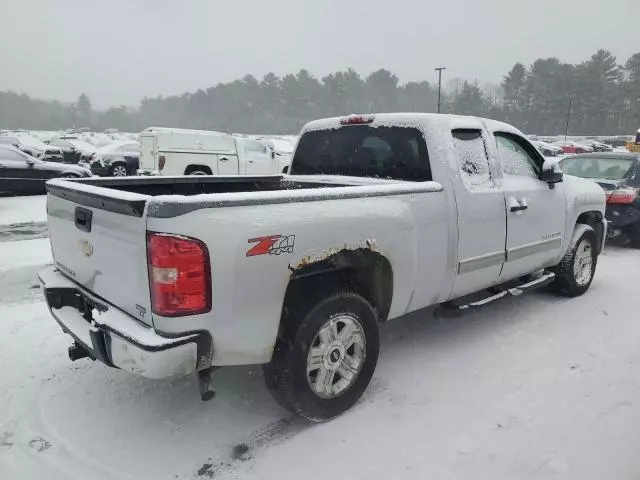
<box><xmin>561</xmin><ymin>156</ymin><xmax>633</xmax><ymax>179</ymax></box>
<box><xmin>291</xmin><ymin>125</ymin><xmax>431</xmax><ymax>181</ymax></box>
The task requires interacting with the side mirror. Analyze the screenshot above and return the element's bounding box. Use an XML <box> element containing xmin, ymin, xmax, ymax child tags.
<box><xmin>540</xmin><ymin>167</ymin><xmax>563</xmax><ymax>184</ymax></box>
<box><xmin>26</xmin><ymin>159</ymin><xmax>35</xmax><ymax>167</ymax></box>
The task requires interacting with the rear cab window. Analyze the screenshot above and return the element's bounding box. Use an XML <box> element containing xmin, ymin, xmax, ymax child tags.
<box><xmin>290</xmin><ymin>124</ymin><xmax>432</xmax><ymax>181</ymax></box>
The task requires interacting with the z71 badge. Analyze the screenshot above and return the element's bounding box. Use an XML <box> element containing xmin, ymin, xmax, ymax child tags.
<box><xmin>246</xmin><ymin>235</ymin><xmax>295</xmax><ymax>257</ymax></box>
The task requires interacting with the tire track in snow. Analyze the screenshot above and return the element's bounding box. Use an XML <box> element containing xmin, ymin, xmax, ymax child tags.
<box><xmin>0</xmin><ymin>222</ymin><xmax>48</xmax><ymax>242</ymax></box>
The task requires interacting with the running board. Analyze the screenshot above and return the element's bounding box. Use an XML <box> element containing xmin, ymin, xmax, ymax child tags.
<box><xmin>437</xmin><ymin>272</ymin><xmax>556</xmax><ymax>315</ymax></box>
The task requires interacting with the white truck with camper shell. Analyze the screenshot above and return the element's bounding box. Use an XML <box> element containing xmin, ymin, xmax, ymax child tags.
<box><xmin>39</xmin><ymin>113</ymin><xmax>606</xmax><ymax>421</ymax></box>
<box><xmin>138</xmin><ymin>127</ymin><xmax>290</xmax><ymax>177</ymax></box>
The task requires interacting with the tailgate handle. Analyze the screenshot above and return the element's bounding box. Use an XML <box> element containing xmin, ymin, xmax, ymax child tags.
<box><xmin>75</xmin><ymin>207</ymin><xmax>93</xmax><ymax>232</ymax></box>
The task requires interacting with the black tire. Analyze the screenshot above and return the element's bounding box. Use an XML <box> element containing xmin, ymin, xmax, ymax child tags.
<box><xmin>627</xmin><ymin>222</ymin><xmax>640</xmax><ymax>249</ymax></box>
<box><xmin>263</xmin><ymin>291</ymin><xmax>379</xmax><ymax>422</ymax></box>
<box><xmin>110</xmin><ymin>163</ymin><xmax>128</xmax><ymax>177</ymax></box>
<box><xmin>185</xmin><ymin>166</ymin><xmax>212</xmax><ymax>176</ymax></box>
<box><xmin>551</xmin><ymin>225</ymin><xmax>598</xmax><ymax>297</ymax></box>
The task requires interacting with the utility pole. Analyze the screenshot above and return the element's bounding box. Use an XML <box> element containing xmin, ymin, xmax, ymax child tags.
<box><xmin>435</xmin><ymin>67</ymin><xmax>446</xmax><ymax>113</ymax></box>
<box><xmin>564</xmin><ymin>97</ymin><xmax>573</xmax><ymax>143</ymax></box>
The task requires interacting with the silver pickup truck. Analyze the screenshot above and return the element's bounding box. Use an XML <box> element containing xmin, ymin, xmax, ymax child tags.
<box><xmin>39</xmin><ymin>113</ymin><xmax>606</xmax><ymax>421</ymax></box>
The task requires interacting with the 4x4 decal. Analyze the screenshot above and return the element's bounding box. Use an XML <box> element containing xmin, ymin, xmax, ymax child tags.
<box><xmin>246</xmin><ymin>235</ymin><xmax>295</xmax><ymax>257</ymax></box>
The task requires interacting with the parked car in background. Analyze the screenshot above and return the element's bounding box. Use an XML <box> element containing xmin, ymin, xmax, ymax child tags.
<box><xmin>86</xmin><ymin>140</ymin><xmax>140</xmax><ymax>176</ymax></box>
<box><xmin>0</xmin><ymin>145</ymin><xmax>91</xmax><ymax>195</ymax></box>
<box><xmin>255</xmin><ymin>137</ymin><xmax>296</xmax><ymax>172</ymax></box>
<box><xmin>560</xmin><ymin>152</ymin><xmax>640</xmax><ymax>247</ymax></box>
<box><xmin>49</xmin><ymin>137</ymin><xmax>97</xmax><ymax>164</ymax></box>
<box><xmin>138</xmin><ymin>127</ymin><xmax>287</xmax><ymax>176</ymax></box>
<box><xmin>532</xmin><ymin>140</ymin><xmax>563</xmax><ymax>157</ymax></box>
<box><xmin>0</xmin><ymin>134</ymin><xmax>64</xmax><ymax>161</ymax></box>
<box><xmin>577</xmin><ymin>139</ymin><xmax>613</xmax><ymax>152</ymax></box>
<box><xmin>552</xmin><ymin>140</ymin><xmax>593</xmax><ymax>154</ymax></box>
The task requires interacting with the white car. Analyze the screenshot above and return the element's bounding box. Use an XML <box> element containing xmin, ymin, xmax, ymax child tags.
<box><xmin>138</xmin><ymin>127</ymin><xmax>288</xmax><ymax>176</ymax></box>
<box><xmin>39</xmin><ymin>113</ymin><xmax>605</xmax><ymax>421</ymax></box>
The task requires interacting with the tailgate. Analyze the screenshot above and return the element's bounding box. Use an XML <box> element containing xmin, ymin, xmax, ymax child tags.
<box><xmin>46</xmin><ymin>181</ymin><xmax>153</xmax><ymax>326</ymax></box>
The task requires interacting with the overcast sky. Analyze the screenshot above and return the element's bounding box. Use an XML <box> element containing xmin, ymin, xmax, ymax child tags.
<box><xmin>1</xmin><ymin>0</ymin><xmax>638</xmax><ymax>109</ymax></box>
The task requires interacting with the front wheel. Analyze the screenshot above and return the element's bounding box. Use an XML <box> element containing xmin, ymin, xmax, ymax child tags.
<box><xmin>550</xmin><ymin>224</ymin><xmax>598</xmax><ymax>297</ymax></box>
<box><xmin>110</xmin><ymin>163</ymin><xmax>128</xmax><ymax>177</ymax></box>
<box><xmin>263</xmin><ymin>292</ymin><xmax>379</xmax><ymax>422</ymax></box>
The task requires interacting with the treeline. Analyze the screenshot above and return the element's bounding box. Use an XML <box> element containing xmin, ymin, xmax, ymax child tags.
<box><xmin>1</xmin><ymin>49</ymin><xmax>639</xmax><ymax>136</ymax></box>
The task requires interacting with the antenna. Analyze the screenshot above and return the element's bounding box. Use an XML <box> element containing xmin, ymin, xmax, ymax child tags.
<box><xmin>564</xmin><ymin>97</ymin><xmax>572</xmax><ymax>143</ymax></box>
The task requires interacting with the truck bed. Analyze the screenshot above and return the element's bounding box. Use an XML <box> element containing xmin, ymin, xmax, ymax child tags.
<box><xmin>46</xmin><ymin>175</ymin><xmax>440</xmax><ymax>218</ymax></box>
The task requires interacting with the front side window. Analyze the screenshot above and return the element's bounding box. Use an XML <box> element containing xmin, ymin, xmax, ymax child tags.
<box><xmin>245</xmin><ymin>140</ymin><xmax>268</xmax><ymax>154</ymax></box>
<box><xmin>452</xmin><ymin>129</ymin><xmax>492</xmax><ymax>190</ymax></box>
<box><xmin>291</xmin><ymin>125</ymin><xmax>431</xmax><ymax>181</ymax></box>
<box><xmin>495</xmin><ymin>133</ymin><xmax>541</xmax><ymax>178</ymax></box>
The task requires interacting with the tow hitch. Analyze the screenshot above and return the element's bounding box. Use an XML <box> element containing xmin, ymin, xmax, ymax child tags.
<box><xmin>68</xmin><ymin>342</ymin><xmax>93</xmax><ymax>361</ymax></box>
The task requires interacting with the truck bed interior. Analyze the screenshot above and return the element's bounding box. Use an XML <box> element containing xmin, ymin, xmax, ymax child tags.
<box><xmin>76</xmin><ymin>176</ymin><xmax>350</xmax><ymax>196</ymax></box>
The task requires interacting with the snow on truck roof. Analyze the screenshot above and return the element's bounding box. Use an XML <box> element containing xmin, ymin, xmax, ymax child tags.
<box><xmin>301</xmin><ymin>113</ymin><xmax>524</xmax><ymax>137</ymax></box>
<box><xmin>141</xmin><ymin>127</ymin><xmax>231</xmax><ymax>136</ymax></box>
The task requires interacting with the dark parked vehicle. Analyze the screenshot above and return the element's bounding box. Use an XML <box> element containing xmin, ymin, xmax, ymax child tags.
<box><xmin>85</xmin><ymin>140</ymin><xmax>140</xmax><ymax>176</ymax></box>
<box><xmin>47</xmin><ymin>138</ymin><xmax>89</xmax><ymax>164</ymax></box>
<box><xmin>560</xmin><ymin>153</ymin><xmax>640</xmax><ymax>247</ymax></box>
<box><xmin>88</xmin><ymin>154</ymin><xmax>139</xmax><ymax>177</ymax></box>
<box><xmin>0</xmin><ymin>135</ymin><xmax>64</xmax><ymax>162</ymax></box>
<box><xmin>0</xmin><ymin>145</ymin><xmax>92</xmax><ymax>196</ymax></box>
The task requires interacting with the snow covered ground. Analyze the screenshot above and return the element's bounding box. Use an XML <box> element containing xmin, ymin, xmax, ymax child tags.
<box><xmin>2</xmin><ymin>196</ymin><xmax>640</xmax><ymax>480</ymax></box>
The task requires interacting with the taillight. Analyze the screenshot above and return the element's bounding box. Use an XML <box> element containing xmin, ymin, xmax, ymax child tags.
<box><xmin>158</xmin><ymin>155</ymin><xmax>166</xmax><ymax>171</ymax></box>
<box><xmin>340</xmin><ymin>115</ymin><xmax>375</xmax><ymax>125</ymax></box>
<box><xmin>606</xmin><ymin>188</ymin><xmax>638</xmax><ymax>204</ymax></box>
<box><xmin>147</xmin><ymin>233</ymin><xmax>211</xmax><ymax>317</ymax></box>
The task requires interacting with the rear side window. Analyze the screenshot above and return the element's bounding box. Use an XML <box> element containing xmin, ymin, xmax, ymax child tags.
<box><xmin>291</xmin><ymin>125</ymin><xmax>431</xmax><ymax>181</ymax></box>
<box><xmin>452</xmin><ymin>129</ymin><xmax>492</xmax><ymax>190</ymax></box>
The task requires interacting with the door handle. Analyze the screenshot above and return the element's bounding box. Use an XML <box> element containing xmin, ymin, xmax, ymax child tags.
<box><xmin>219</xmin><ymin>157</ymin><xmax>229</xmax><ymax>162</ymax></box>
<box><xmin>510</xmin><ymin>205</ymin><xmax>528</xmax><ymax>212</ymax></box>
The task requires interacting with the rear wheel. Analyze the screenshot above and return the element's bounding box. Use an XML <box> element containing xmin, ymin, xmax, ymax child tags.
<box><xmin>551</xmin><ymin>225</ymin><xmax>597</xmax><ymax>297</ymax></box>
<box><xmin>263</xmin><ymin>291</ymin><xmax>379</xmax><ymax>422</ymax></box>
<box><xmin>110</xmin><ymin>163</ymin><xmax>128</xmax><ymax>177</ymax></box>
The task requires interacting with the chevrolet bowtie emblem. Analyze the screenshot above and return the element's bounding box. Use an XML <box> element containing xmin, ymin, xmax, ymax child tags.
<box><xmin>79</xmin><ymin>239</ymin><xmax>94</xmax><ymax>257</ymax></box>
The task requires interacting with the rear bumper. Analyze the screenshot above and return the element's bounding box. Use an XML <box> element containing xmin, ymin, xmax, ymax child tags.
<box><xmin>89</xmin><ymin>164</ymin><xmax>111</xmax><ymax>177</ymax></box>
<box><xmin>606</xmin><ymin>204</ymin><xmax>640</xmax><ymax>229</ymax></box>
<box><xmin>38</xmin><ymin>266</ymin><xmax>212</xmax><ymax>379</ymax></box>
